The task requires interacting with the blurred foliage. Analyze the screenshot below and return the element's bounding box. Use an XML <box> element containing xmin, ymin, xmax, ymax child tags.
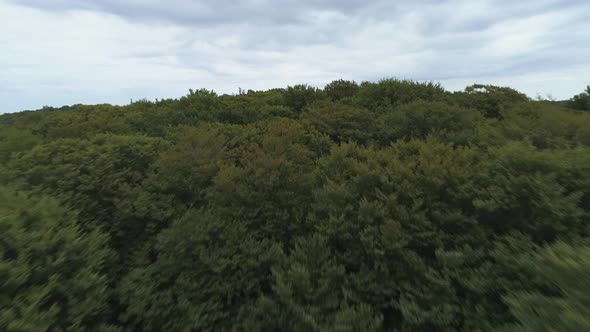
<box><xmin>0</xmin><ymin>187</ymin><xmax>115</xmax><ymax>331</ymax></box>
<box><xmin>1</xmin><ymin>79</ymin><xmax>589</xmax><ymax>331</ymax></box>
<box><xmin>501</xmin><ymin>240</ymin><xmax>590</xmax><ymax>331</ymax></box>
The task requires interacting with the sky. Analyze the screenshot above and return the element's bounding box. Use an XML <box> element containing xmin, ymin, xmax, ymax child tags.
<box><xmin>1</xmin><ymin>0</ymin><xmax>589</xmax><ymax>113</ymax></box>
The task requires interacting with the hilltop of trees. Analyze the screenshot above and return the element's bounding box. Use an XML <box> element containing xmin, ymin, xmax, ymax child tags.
<box><xmin>1</xmin><ymin>79</ymin><xmax>590</xmax><ymax>331</ymax></box>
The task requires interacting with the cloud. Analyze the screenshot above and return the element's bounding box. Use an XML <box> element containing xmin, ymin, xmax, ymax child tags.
<box><xmin>7</xmin><ymin>0</ymin><xmax>371</xmax><ymax>26</ymax></box>
<box><xmin>1</xmin><ymin>0</ymin><xmax>589</xmax><ymax>112</ymax></box>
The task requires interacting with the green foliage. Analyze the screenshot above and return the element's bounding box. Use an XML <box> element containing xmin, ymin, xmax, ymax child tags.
<box><xmin>206</xmin><ymin>118</ymin><xmax>317</xmax><ymax>245</ymax></box>
<box><xmin>302</xmin><ymin>101</ymin><xmax>375</xmax><ymax>144</ymax></box>
<box><xmin>0</xmin><ymin>187</ymin><xmax>114</xmax><ymax>331</ymax></box>
<box><xmin>119</xmin><ymin>210</ymin><xmax>281</xmax><ymax>331</ymax></box>
<box><xmin>567</xmin><ymin>86</ymin><xmax>590</xmax><ymax>111</ymax></box>
<box><xmin>1</xmin><ymin>134</ymin><xmax>171</xmax><ymax>260</ymax></box>
<box><xmin>486</xmin><ymin>102</ymin><xmax>590</xmax><ymax>148</ymax></box>
<box><xmin>375</xmin><ymin>100</ymin><xmax>483</xmax><ymax>145</ymax></box>
<box><xmin>473</xmin><ymin>143</ymin><xmax>590</xmax><ymax>242</ymax></box>
<box><xmin>435</xmin><ymin>235</ymin><xmax>542</xmax><ymax>330</ymax></box>
<box><xmin>217</xmin><ymin>94</ymin><xmax>292</xmax><ymax>123</ymax></box>
<box><xmin>502</xmin><ymin>240</ymin><xmax>590</xmax><ymax>331</ymax></box>
<box><xmin>2</xmin><ymin>79</ymin><xmax>590</xmax><ymax>331</ymax></box>
<box><xmin>325</xmin><ymin>79</ymin><xmax>360</xmax><ymax>102</ymax></box>
<box><xmin>354</xmin><ymin>79</ymin><xmax>446</xmax><ymax>111</ymax></box>
<box><xmin>0</xmin><ymin>103</ymin><xmax>188</xmax><ymax>139</ymax></box>
<box><xmin>458</xmin><ymin>84</ymin><xmax>529</xmax><ymax>118</ymax></box>
<box><xmin>0</xmin><ymin>126</ymin><xmax>41</xmax><ymax>164</ymax></box>
<box><xmin>241</xmin><ymin>234</ymin><xmax>383</xmax><ymax>331</ymax></box>
<box><xmin>179</xmin><ymin>88</ymin><xmax>222</xmax><ymax>119</ymax></box>
<box><xmin>144</xmin><ymin>123</ymin><xmax>232</xmax><ymax>213</ymax></box>
<box><xmin>309</xmin><ymin>139</ymin><xmax>483</xmax><ymax>330</ymax></box>
<box><xmin>283</xmin><ymin>84</ymin><xmax>326</xmax><ymax>113</ymax></box>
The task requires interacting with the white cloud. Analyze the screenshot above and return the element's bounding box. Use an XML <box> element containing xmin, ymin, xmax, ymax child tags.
<box><xmin>1</xmin><ymin>0</ymin><xmax>589</xmax><ymax>113</ymax></box>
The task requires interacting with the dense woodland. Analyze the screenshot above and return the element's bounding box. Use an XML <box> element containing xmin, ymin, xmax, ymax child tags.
<box><xmin>1</xmin><ymin>79</ymin><xmax>590</xmax><ymax>331</ymax></box>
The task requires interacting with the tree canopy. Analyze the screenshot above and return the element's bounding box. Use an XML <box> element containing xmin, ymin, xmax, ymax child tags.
<box><xmin>1</xmin><ymin>79</ymin><xmax>589</xmax><ymax>331</ymax></box>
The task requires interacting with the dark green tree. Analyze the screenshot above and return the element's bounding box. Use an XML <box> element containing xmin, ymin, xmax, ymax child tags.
<box><xmin>0</xmin><ymin>126</ymin><xmax>41</xmax><ymax>164</ymax></box>
<box><xmin>239</xmin><ymin>235</ymin><xmax>383</xmax><ymax>331</ymax></box>
<box><xmin>283</xmin><ymin>84</ymin><xmax>326</xmax><ymax>113</ymax></box>
<box><xmin>1</xmin><ymin>134</ymin><xmax>171</xmax><ymax>261</ymax></box>
<box><xmin>324</xmin><ymin>79</ymin><xmax>360</xmax><ymax>102</ymax></box>
<box><xmin>502</xmin><ymin>241</ymin><xmax>590</xmax><ymax>331</ymax></box>
<box><xmin>375</xmin><ymin>100</ymin><xmax>483</xmax><ymax>146</ymax></box>
<box><xmin>119</xmin><ymin>210</ymin><xmax>281</xmax><ymax>331</ymax></box>
<box><xmin>302</xmin><ymin>101</ymin><xmax>375</xmax><ymax>144</ymax></box>
<box><xmin>354</xmin><ymin>79</ymin><xmax>446</xmax><ymax>111</ymax></box>
<box><xmin>0</xmin><ymin>187</ymin><xmax>114</xmax><ymax>331</ymax></box>
<box><xmin>567</xmin><ymin>86</ymin><xmax>590</xmax><ymax>111</ymax></box>
<box><xmin>178</xmin><ymin>88</ymin><xmax>222</xmax><ymax>120</ymax></box>
<box><xmin>458</xmin><ymin>84</ymin><xmax>529</xmax><ymax>118</ymax></box>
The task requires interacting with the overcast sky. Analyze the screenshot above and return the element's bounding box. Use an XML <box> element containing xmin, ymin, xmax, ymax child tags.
<box><xmin>1</xmin><ymin>0</ymin><xmax>589</xmax><ymax>113</ymax></box>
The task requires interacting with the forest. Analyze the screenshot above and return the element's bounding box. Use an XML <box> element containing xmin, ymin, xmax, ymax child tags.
<box><xmin>1</xmin><ymin>79</ymin><xmax>590</xmax><ymax>331</ymax></box>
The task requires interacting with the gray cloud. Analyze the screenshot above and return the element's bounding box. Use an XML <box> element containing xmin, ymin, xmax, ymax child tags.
<box><xmin>11</xmin><ymin>0</ymin><xmax>585</xmax><ymax>28</ymax></box>
<box><xmin>9</xmin><ymin>0</ymin><xmax>371</xmax><ymax>25</ymax></box>
<box><xmin>1</xmin><ymin>0</ymin><xmax>589</xmax><ymax>113</ymax></box>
